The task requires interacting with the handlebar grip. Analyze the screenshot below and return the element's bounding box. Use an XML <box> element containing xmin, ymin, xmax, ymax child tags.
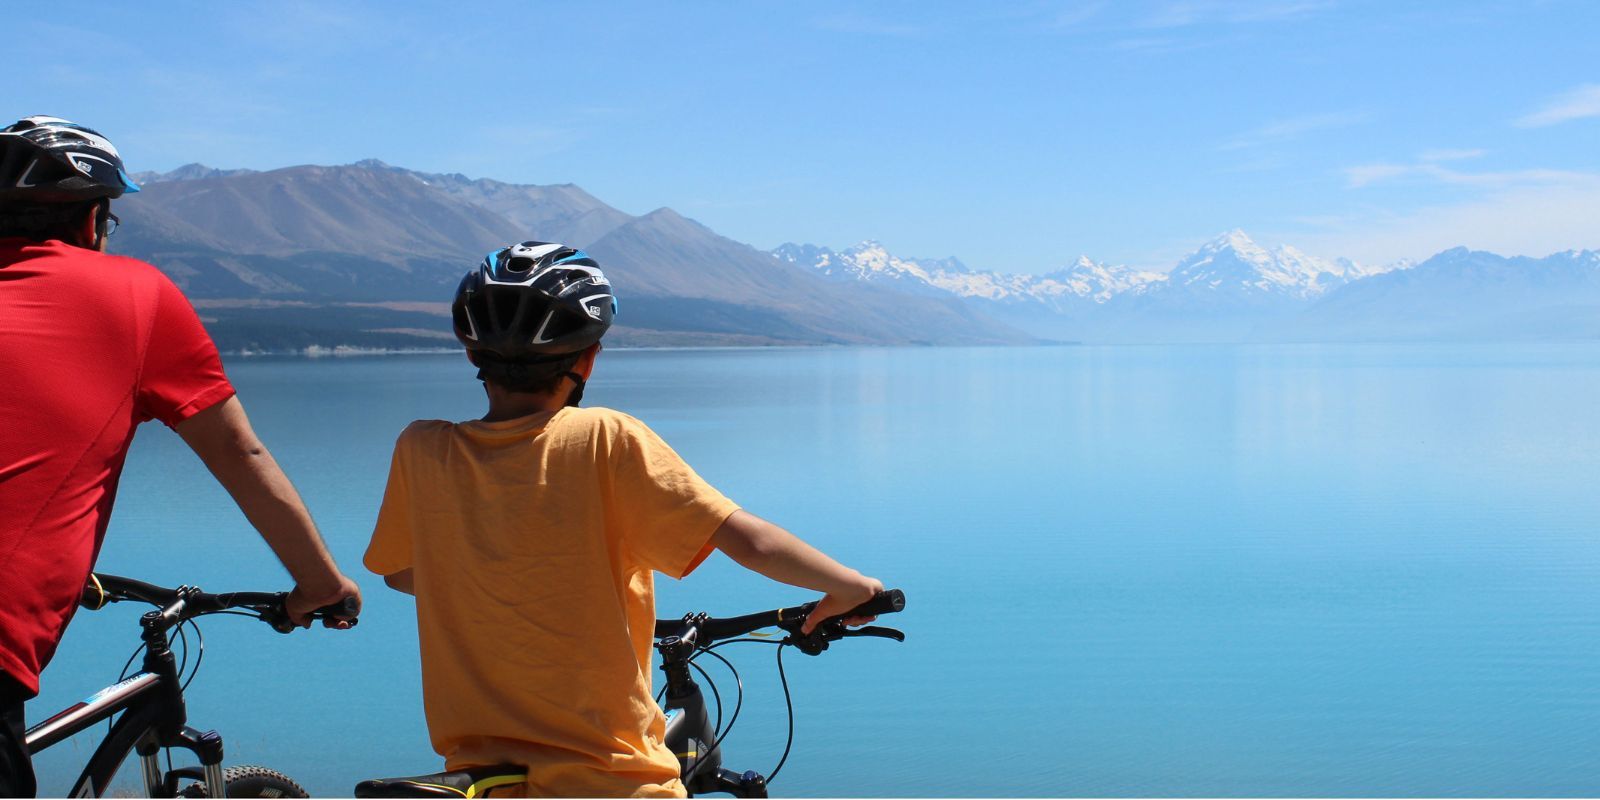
<box><xmin>263</xmin><ymin>595</ymin><xmax>360</xmax><ymax>633</ymax></box>
<box><xmin>846</xmin><ymin>589</ymin><xmax>905</xmax><ymax>619</ymax></box>
<box><xmin>316</xmin><ymin>596</ymin><xmax>361</xmax><ymax>623</ymax></box>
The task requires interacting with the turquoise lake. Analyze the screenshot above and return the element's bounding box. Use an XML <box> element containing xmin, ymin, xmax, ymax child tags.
<box><xmin>27</xmin><ymin>344</ymin><xmax>1600</xmax><ymax>797</ymax></box>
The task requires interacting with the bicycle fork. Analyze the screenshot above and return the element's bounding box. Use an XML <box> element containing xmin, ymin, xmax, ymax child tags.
<box><xmin>133</xmin><ymin>728</ymin><xmax>225</xmax><ymax>797</ymax></box>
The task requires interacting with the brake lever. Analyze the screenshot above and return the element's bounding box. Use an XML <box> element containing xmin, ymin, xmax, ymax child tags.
<box><xmin>785</xmin><ymin>631</ymin><xmax>831</xmax><ymax>656</ymax></box>
<box><xmin>778</xmin><ymin>617</ymin><xmax>837</xmax><ymax>656</ymax></box>
<box><xmin>783</xmin><ymin>620</ymin><xmax>905</xmax><ymax>655</ymax></box>
<box><xmin>840</xmin><ymin>625</ymin><xmax>905</xmax><ymax>642</ymax></box>
<box><xmin>258</xmin><ymin>597</ymin><xmax>297</xmax><ymax>634</ymax></box>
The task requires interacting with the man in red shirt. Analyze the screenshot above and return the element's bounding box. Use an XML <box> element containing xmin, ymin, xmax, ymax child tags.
<box><xmin>0</xmin><ymin>117</ymin><xmax>362</xmax><ymax>797</ymax></box>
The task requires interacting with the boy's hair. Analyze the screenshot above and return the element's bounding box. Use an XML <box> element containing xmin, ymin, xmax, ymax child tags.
<box><xmin>0</xmin><ymin>200</ymin><xmax>96</xmax><ymax>242</ymax></box>
<box><xmin>475</xmin><ymin>351</ymin><xmax>583</xmax><ymax>395</ymax></box>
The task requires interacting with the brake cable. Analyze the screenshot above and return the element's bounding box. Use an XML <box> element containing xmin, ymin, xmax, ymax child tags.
<box><xmin>173</xmin><ymin>618</ymin><xmax>189</xmax><ymax>682</ymax></box>
<box><xmin>108</xmin><ymin>642</ymin><xmax>141</xmax><ymax>738</ymax></box>
<box><xmin>696</xmin><ymin>637</ymin><xmax>798</xmax><ymax>787</ymax></box>
<box><xmin>179</xmin><ymin>618</ymin><xmax>206</xmax><ymax>692</ymax></box>
<box><xmin>767</xmin><ymin>643</ymin><xmax>796</xmax><ymax>783</ymax></box>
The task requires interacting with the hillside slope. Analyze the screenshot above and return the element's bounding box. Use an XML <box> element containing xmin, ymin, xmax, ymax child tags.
<box><xmin>110</xmin><ymin>162</ymin><xmax>1030</xmax><ymax>350</ymax></box>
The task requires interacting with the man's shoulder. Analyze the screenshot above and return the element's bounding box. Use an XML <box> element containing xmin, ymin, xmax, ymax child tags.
<box><xmin>69</xmin><ymin>248</ymin><xmax>191</xmax><ymax>307</ymax></box>
<box><xmin>3</xmin><ymin>243</ymin><xmax>196</xmax><ymax>332</ymax></box>
<box><xmin>5</xmin><ymin>240</ymin><xmax>172</xmax><ymax>285</ymax></box>
<box><xmin>57</xmin><ymin>243</ymin><xmax>167</xmax><ymax>276</ymax></box>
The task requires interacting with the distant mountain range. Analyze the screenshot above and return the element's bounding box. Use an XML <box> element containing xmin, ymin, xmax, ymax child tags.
<box><xmin>112</xmin><ymin>161</ymin><xmax>1598</xmax><ymax>351</ymax></box>
<box><xmin>776</xmin><ymin>233</ymin><xmax>1597</xmax><ymax>343</ymax></box>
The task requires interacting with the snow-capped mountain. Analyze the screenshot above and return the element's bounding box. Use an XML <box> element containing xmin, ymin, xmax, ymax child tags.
<box><xmin>1162</xmin><ymin>229</ymin><xmax>1380</xmax><ymax>301</ymax></box>
<box><xmin>1038</xmin><ymin>256</ymin><xmax>1166</xmax><ymax>304</ymax></box>
<box><xmin>771</xmin><ymin>241</ymin><xmax>950</xmax><ymax>297</ymax></box>
<box><xmin>772</xmin><ymin>231</ymin><xmax>1436</xmax><ymax>342</ymax></box>
<box><xmin>777</xmin><ymin>230</ymin><xmax>1405</xmax><ymax>312</ymax></box>
<box><xmin>772</xmin><ymin>241</ymin><xmax>1163</xmax><ymax>311</ymax></box>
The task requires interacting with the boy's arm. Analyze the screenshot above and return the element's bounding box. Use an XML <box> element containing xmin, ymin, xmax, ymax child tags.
<box><xmin>175</xmin><ymin>396</ymin><xmax>362</xmax><ymax>626</ymax></box>
<box><xmin>710</xmin><ymin>510</ymin><xmax>882</xmax><ymax>633</ymax></box>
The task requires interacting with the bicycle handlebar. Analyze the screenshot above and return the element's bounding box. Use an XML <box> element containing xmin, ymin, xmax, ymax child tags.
<box><xmin>82</xmin><ymin>573</ymin><xmax>359</xmax><ymax>633</ymax></box>
<box><xmin>655</xmin><ymin>589</ymin><xmax>906</xmax><ymax>643</ymax></box>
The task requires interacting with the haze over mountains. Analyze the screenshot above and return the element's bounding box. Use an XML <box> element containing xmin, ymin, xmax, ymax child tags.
<box><xmin>113</xmin><ymin>161</ymin><xmax>1599</xmax><ymax>351</ymax></box>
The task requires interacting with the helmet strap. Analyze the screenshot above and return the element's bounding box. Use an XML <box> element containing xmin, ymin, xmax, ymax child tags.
<box><xmin>563</xmin><ymin>372</ymin><xmax>587</xmax><ymax>408</ymax></box>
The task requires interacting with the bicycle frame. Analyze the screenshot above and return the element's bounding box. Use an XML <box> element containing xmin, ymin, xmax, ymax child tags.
<box><xmin>24</xmin><ymin>597</ymin><xmax>228</xmax><ymax>798</ymax></box>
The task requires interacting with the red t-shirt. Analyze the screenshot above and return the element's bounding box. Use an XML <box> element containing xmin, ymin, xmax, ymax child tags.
<box><xmin>0</xmin><ymin>238</ymin><xmax>235</xmax><ymax>695</ymax></box>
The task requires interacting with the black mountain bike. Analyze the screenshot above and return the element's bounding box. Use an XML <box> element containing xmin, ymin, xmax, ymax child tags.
<box><xmin>354</xmin><ymin>589</ymin><xmax>906</xmax><ymax>798</ymax></box>
<box><xmin>23</xmin><ymin>573</ymin><xmax>357</xmax><ymax>798</ymax></box>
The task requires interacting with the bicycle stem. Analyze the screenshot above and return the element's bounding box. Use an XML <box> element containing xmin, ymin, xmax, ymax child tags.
<box><xmin>133</xmin><ymin>589</ymin><xmax>229</xmax><ymax>793</ymax></box>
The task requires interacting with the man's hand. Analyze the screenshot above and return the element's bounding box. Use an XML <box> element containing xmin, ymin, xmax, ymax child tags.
<box><xmin>802</xmin><ymin>575</ymin><xmax>884</xmax><ymax>635</ymax></box>
<box><xmin>286</xmin><ymin>573</ymin><xmax>363</xmax><ymax>629</ymax></box>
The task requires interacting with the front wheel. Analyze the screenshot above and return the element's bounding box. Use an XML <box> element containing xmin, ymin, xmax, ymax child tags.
<box><xmin>176</xmin><ymin>765</ymin><xmax>309</xmax><ymax>798</ymax></box>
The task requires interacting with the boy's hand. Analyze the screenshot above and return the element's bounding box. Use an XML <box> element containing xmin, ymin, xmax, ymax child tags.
<box><xmin>802</xmin><ymin>575</ymin><xmax>884</xmax><ymax>634</ymax></box>
<box><xmin>287</xmin><ymin>573</ymin><xmax>363</xmax><ymax>629</ymax></box>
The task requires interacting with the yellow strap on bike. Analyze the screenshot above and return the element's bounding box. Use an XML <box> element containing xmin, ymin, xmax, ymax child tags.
<box><xmin>403</xmin><ymin>782</ymin><xmax>466</xmax><ymax>798</ymax></box>
<box><xmin>85</xmin><ymin>574</ymin><xmax>108</xmax><ymax>610</ymax></box>
<box><xmin>466</xmin><ymin>773</ymin><xmax>527</xmax><ymax>798</ymax></box>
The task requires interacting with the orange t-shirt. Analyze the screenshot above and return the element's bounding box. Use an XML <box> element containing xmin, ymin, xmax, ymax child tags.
<box><xmin>364</xmin><ymin>407</ymin><xmax>739</xmax><ymax>797</ymax></box>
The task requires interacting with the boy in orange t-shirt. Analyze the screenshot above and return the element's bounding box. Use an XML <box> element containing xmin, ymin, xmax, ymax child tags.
<box><xmin>364</xmin><ymin>242</ymin><xmax>883</xmax><ymax>797</ymax></box>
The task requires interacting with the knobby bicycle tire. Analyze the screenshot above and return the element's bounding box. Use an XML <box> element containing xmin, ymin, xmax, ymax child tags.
<box><xmin>175</xmin><ymin>764</ymin><xmax>309</xmax><ymax>798</ymax></box>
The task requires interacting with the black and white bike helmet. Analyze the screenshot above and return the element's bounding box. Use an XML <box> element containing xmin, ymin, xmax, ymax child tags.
<box><xmin>0</xmin><ymin>116</ymin><xmax>141</xmax><ymax>204</ymax></box>
<box><xmin>452</xmin><ymin>241</ymin><xmax>616</xmax><ymax>361</ymax></box>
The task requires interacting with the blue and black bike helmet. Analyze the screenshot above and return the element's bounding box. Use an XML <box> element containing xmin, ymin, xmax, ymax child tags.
<box><xmin>0</xmin><ymin>116</ymin><xmax>141</xmax><ymax>204</ymax></box>
<box><xmin>452</xmin><ymin>241</ymin><xmax>616</xmax><ymax>361</ymax></box>
<box><xmin>452</xmin><ymin>242</ymin><xmax>616</xmax><ymax>402</ymax></box>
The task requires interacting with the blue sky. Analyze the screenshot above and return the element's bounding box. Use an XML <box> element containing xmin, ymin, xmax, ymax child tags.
<box><xmin>11</xmin><ymin>1</ymin><xmax>1598</xmax><ymax>271</ymax></box>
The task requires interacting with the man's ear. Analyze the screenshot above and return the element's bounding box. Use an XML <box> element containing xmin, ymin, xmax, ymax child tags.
<box><xmin>77</xmin><ymin>202</ymin><xmax>104</xmax><ymax>251</ymax></box>
<box><xmin>573</xmin><ymin>342</ymin><xmax>601</xmax><ymax>379</ymax></box>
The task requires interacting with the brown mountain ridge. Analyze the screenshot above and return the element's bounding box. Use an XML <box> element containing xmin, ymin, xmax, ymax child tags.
<box><xmin>114</xmin><ymin>161</ymin><xmax>1031</xmax><ymax>351</ymax></box>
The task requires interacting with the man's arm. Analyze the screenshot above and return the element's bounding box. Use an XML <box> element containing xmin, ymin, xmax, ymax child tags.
<box><xmin>710</xmin><ymin>510</ymin><xmax>882</xmax><ymax>633</ymax></box>
<box><xmin>175</xmin><ymin>396</ymin><xmax>362</xmax><ymax>626</ymax></box>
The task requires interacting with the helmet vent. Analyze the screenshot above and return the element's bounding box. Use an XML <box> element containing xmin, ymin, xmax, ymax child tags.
<box><xmin>490</xmin><ymin>290</ymin><xmax>522</xmax><ymax>330</ymax></box>
<box><xmin>538</xmin><ymin>309</ymin><xmax>584</xmax><ymax>343</ymax></box>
